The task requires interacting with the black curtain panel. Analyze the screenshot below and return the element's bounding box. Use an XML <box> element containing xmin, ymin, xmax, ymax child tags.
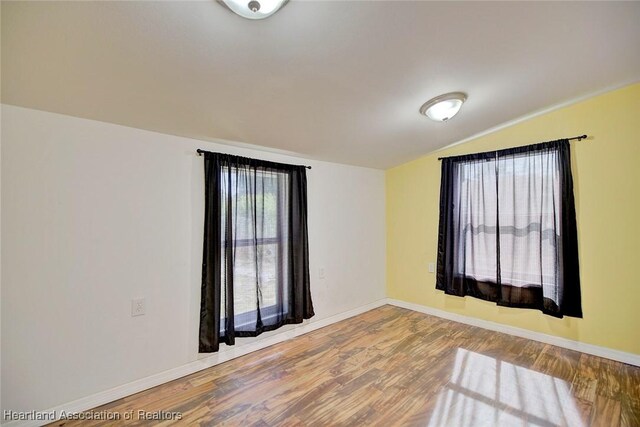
<box><xmin>199</xmin><ymin>152</ymin><xmax>314</xmax><ymax>353</ymax></box>
<box><xmin>436</xmin><ymin>139</ymin><xmax>582</xmax><ymax>318</ymax></box>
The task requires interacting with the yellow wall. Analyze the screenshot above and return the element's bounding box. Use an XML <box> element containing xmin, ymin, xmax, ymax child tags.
<box><xmin>386</xmin><ymin>83</ymin><xmax>640</xmax><ymax>355</ymax></box>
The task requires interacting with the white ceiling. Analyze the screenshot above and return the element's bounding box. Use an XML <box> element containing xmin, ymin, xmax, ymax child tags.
<box><xmin>3</xmin><ymin>1</ymin><xmax>640</xmax><ymax>169</ymax></box>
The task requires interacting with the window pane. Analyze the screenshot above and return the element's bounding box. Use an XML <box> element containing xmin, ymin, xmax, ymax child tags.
<box><xmin>219</xmin><ymin>167</ymin><xmax>289</xmax><ymax>333</ymax></box>
<box><xmin>232</xmin><ymin>242</ymin><xmax>278</xmax><ymax>317</ymax></box>
<box><xmin>456</xmin><ymin>160</ymin><xmax>499</xmax><ymax>282</ymax></box>
<box><xmin>497</xmin><ymin>152</ymin><xmax>559</xmax><ymax>291</ymax></box>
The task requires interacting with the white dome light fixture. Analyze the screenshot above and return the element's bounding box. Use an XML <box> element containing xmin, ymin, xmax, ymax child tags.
<box><xmin>420</xmin><ymin>92</ymin><xmax>467</xmax><ymax>122</ymax></box>
<box><xmin>219</xmin><ymin>0</ymin><xmax>288</xmax><ymax>20</ymax></box>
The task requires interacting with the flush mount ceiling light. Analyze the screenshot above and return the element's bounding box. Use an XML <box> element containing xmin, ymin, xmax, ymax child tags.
<box><xmin>219</xmin><ymin>0</ymin><xmax>288</xmax><ymax>20</ymax></box>
<box><xmin>419</xmin><ymin>92</ymin><xmax>467</xmax><ymax>122</ymax></box>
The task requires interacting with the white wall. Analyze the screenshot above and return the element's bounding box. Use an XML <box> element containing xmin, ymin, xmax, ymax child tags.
<box><xmin>0</xmin><ymin>104</ymin><xmax>386</xmax><ymax>415</ymax></box>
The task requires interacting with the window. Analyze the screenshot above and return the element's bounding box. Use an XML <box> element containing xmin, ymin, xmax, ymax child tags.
<box><xmin>219</xmin><ymin>168</ymin><xmax>289</xmax><ymax>331</ymax></box>
<box><xmin>199</xmin><ymin>153</ymin><xmax>315</xmax><ymax>353</ymax></box>
<box><xmin>436</xmin><ymin>140</ymin><xmax>582</xmax><ymax>318</ymax></box>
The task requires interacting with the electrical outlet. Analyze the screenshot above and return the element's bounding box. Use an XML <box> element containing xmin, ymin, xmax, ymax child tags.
<box><xmin>131</xmin><ymin>298</ymin><xmax>146</xmax><ymax>317</ymax></box>
<box><xmin>428</xmin><ymin>262</ymin><xmax>435</xmax><ymax>273</ymax></box>
<box><xmin>318</xmin><ymin>267</ymin><xmax>326</xmax><ymax>280</ymax></box>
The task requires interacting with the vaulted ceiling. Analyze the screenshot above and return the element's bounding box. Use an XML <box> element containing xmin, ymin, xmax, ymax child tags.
<box><xmin>3</xmin><ymin>1</ymin><xmax>640</xmax><ymax>168</ymax></box>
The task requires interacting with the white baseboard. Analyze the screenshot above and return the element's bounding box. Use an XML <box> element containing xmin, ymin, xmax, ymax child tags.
<box><xmin>1</xmin><ymin>299</ymin><xmax>387</xmax><ymax>427</ymax></box>
<box><xmin>386</xmin><ymin>298</ymin><xmax>640</xmax><ymax>367</ymax></box>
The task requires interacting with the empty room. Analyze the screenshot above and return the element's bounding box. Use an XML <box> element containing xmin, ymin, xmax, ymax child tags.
<box><xmin>2</xmin><ymin>1</ymin><xmax>640</xmax><ymax>426</ymax></box>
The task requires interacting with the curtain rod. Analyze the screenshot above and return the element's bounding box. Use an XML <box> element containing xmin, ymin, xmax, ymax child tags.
<box><xmin>437</xmin><ymin>134</ymin><xmax>588</xmax><ymax>161</ymax></box>
<box><xmin>196</xmin><ymin>149</ymin><xmax>312</xmax><ymax>169</ymax></box>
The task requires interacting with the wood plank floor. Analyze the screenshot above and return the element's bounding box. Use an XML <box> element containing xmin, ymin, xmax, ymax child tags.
<box><xmin>52</xmin><ymin>305</ymin><xmax>640</xmax><ymax>426</ymax></box>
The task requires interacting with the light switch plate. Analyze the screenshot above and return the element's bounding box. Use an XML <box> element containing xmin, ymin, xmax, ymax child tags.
<box><xmin>428</xmin><ymin>262</ymin><xmax>435</xmax><ymax>273</ymax></box>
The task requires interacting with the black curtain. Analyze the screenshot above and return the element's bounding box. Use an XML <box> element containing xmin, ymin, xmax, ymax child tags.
<box><xmin>199</xmin><ymin>152</ymin><xmax>314</xmax><ymax>353</ymax></box>
<box><xmin>436</xmin><ymin>139</ymin><xmax>582</xmax><ymax>318</ymax></box>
